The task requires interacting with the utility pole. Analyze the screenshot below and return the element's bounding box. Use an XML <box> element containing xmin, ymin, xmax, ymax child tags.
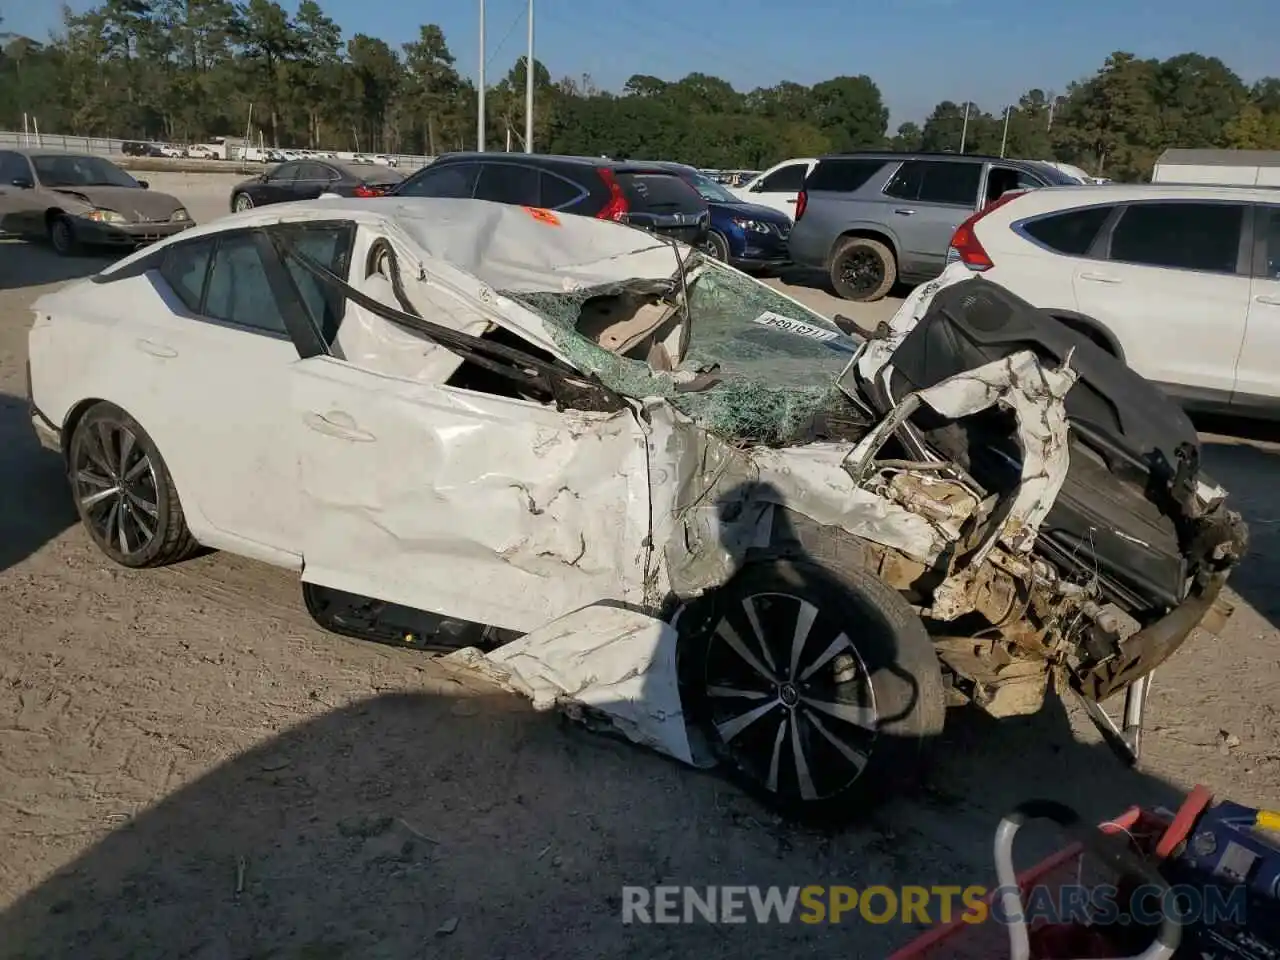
<box><xmin>477</xmin><ymin>0</ymin><xmax>486</xmax><ymax>151</ymax></box>
<box><xmin>959</xmin><ymin>102</ymin><xmax>969</xmax><ymax>155</ymax></box>
<box><xmin>524</xmin><ymin>0</ymin><xmax>534</xmax><ymax>153</ymax></box>
<box><xmin>1000</xmin><ymin>105</ymin><xmax>1011</xmax><ymax>158</ymax></box>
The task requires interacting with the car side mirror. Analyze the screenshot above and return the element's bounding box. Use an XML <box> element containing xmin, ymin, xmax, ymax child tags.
<box><xmin>749</xmin><ymin>182</ymin><xmax>763</xmax><ymax>192</ymax></box>
<box><xmin>11</xmin><ymin>177</ymin><xmax>34</xmax><ymax>189</ymax></box>
<box><xmin>137</xmin><ymin>179</ymin><xmax>150</xmax><ymax>189</ymax></box>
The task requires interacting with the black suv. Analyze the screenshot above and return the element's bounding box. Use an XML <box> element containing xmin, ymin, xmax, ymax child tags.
<box><xmin>390</xmin><ymin>153</ymin><xmax>711</xmax><ymax>247</ymax></box>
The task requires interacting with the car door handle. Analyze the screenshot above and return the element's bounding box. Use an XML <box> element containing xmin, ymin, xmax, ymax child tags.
<box><xmin>1079</xmin><ymin>272</ymin><xmax>1122</xmax><ymax>284</ymax></box>
<box><xmin>893</xmin><ymin>208</ymin><xmax>916</xmax><ymax>216</ymax></box>
<box><xmin>135</xmin><ymin>338</ymin><xmax>178</xmax><ymax>358</ymax></box>
<box><xmin>786</xmin><ymin>198</ymin><xmax>797</xmax><ymax>203</ymax></box>
<box><xmin>304</xmin><ymin>410</ymin><xmax>375</xmax><ymax>442</ymax></box>
<box><xmin>1255</xmin><ymin>295</ymin><xmax>1280</xmax><ymax>306</ymax></box>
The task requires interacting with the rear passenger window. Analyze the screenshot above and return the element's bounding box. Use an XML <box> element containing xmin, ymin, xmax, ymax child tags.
<box><xmin>1109</xmin><ymin>203</ymin><xmax>1243</xmax><ymax>274</ymax></box>
<box><xmin>804</xmin><ymin>159</ymin><xmax>885</xmax><ymax>193</ymax></box>
<box><xmin>616</xmin><ymin>172</ymin><xmax>703</xmax><ymax>212</ymax></box>
<box><xmin>0</xmin><ymin>150</ymin><xmax>31</xmax><ymax>183</ymax></box>
<box><xmin>276</xmin><ymin>223</ymin><xmax>354</xmax><ymax>343</ymax></box>
<box><xmin>159</xmin><ymin>238</ymin><xmax>214</xmax><ymax>312</ymax></box>
<box><xmin>885</xmin><ymin>160</ymin><xmax>981</xmax><ymax>206</ymax></box>
<box><xmin>1021</xmin><ymin>206</ymin><xmax>1114</xmax><ymax>256</ymax></box>
<box><xmin>204</xmin><ymin>234</ymin><xmax>289</xmax><ymax>335</ymax></box>
<box><xmin>1264</xmin><ymin>208</ymin><xmax>1280</xmax><ymax>279</ymax></box>
<box><xmin>474</xmin><ymin>163</ymin><xmax>540</xmax><ymax>205</ymax></box>
<box><xmin>397</xmin><ymin>162</ymin><xmax>478</xmax><ymax>198</ymax></box>
<box><xmin>756</xmin><ymin>164</ymin><xmax>806</xmax><ymax>192</ymax></box>
<box><xmin>539</xmin><ymin>171</ymin><xmax>582</xmax><ymax>209</ymax></box>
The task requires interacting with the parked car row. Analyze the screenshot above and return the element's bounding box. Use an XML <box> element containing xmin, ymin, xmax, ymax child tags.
<box><xmin>230</xmin><ymin>159</ymin><xmax>405</xmax><ymax>211</ymax></box>
<box><xmin>0</xmin><ymin>148</ymin><xmax>195</xmax><ymax>254</ymax></box>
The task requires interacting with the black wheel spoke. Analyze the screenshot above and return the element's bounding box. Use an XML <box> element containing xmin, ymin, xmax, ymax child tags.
<box><xmin>715</xmin><ymin>698</ymin><xmax>780</xmax><ymax>742</ymax></box>
<box><xmin>713</xmin><ymin>616</ymin><xmax>777</xmax><ymax>683</ymax></box>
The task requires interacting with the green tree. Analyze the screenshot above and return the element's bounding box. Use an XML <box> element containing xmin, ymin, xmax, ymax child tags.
<box><xmin>808</xmin><ymin>75</ymin><xmax>888</xmax><ymax>150</ymax></box>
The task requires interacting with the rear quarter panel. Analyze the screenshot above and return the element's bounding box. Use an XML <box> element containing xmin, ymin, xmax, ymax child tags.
<box><xmin>979</xmin><ymin>195</ymin><xmax>1082</xmax><ymax>312</ymax></box>
<box><xmin>788</xmin><ymin>193</ymin><xmax>904</xmax><ymax>270</ymax></box>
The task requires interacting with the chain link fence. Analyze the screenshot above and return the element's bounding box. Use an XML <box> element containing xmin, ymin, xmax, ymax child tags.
<box><xmin>0</xmin><ymin>130</ymin><xmax>436</xmax><ymax>170</ymax></box>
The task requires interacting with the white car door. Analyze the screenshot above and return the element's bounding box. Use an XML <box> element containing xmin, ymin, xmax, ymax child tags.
<box><xmin>109</xmin><ymin>225</ymin><xmax>354</xmax><ymax>564</ymax></box>
<box><xmin>289</xmin><ymin>352</ymin><xmax>653</xmax><ymax>634</ymax></box>
<box><xmin>1071</xmin><ymin>200</ymin><xmax>1250</xmax><ymax>395</ymax></box>
<box><xmin>733</xmin><ymin>161</ymin><xmax>813</xmax><ymax>217</ymax></box>
<box><xmin>1235</xmin><ymin>203</ymin><xmax>1280</xmax><ymax>404</ymax></box>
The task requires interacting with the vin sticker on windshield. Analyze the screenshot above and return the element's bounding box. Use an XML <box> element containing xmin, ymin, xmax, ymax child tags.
<box><xmin>751</xmin><ymin>311</ymin><xmax>839</xmax><ymax>342</ymax></box>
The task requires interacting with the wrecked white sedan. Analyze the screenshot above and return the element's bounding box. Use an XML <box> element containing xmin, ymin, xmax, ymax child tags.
<box><xmin>26</xmin><ymin>198</ymin><xmax>1247</xmax><ymax>819</ymax></box>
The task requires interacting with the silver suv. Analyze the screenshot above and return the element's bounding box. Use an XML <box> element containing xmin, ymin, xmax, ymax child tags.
<box><xmin>787</xmin><ymin>152</ymin><xmax>1079</xmax><ymax>301</ymax></box>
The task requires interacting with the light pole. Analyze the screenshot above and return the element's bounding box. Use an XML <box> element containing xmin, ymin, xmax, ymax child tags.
<box><xmin>959</xmin><ymin>101</ymin><xmax>970</xmax><ymax>154</ymax></box>
<box><xmin>524</xmin><ymin>0</ymin><xmax>534</xmax><ymax>153</ymax></box>
<box><xmin>477</xmin><ymin>0</ymin><xmax>486</xmax><ymax>152</ymax></box>
<box><xmin>1000</xmin><ymin>105</ymin><xmax>1012</xmax><ymax>158</ymax></box>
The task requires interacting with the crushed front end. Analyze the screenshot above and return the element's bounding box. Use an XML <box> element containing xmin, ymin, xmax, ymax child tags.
<box><xmin>841</xmin><ymin>266</ymin><xmax>1248</xmax><ymax>755</ymax></box>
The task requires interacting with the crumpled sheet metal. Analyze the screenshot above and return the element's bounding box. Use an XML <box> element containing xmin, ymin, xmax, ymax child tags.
<box><xmin>912</xmin><ymin>349</ymin><xmax>1078</xmax><ymax>554</ymax></box>
<box><xmin>641</xmin><ymin>400</ymin><xmax>947</xmax><ymax>600</ymax></box>
<box><xmin>442</xmin><ymin>605</ymin><xmax>711</xmax><ymax>768</ymax></box>
<box><xmin>294</xmin><ymin>385</ymin><xmax>653</xmax><ymax>634</ymax></box>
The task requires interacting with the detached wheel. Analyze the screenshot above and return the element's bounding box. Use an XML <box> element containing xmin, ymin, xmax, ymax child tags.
<box><xmin>679</xmin><ymin>558</ymin><xmax>945</xmax><ymax>821</ymax></box>
<box><xmin>49</xmin><ymin>215</ymin><xmax>79</xmax><ymax>257</ymax></box>
<box><xmin>68</xmin><ymin>402</ymin><xmax>199</xmax><ymax>568</ymax></box>
<box><xmin>704</xmin><ymin>231</ymin><xmax>731</xmax><ymax>262</ymax></box>
<box><xmin>233</xmin><ymin>192</ymin><xmax>254</xmax><ymax>212</ymax></box>
<box><xmin>830</xmin><ymin>236</ymin><xmax>896</xmax><ymax>302</ymax></box>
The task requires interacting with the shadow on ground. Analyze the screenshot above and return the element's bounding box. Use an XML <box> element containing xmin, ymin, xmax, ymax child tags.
<box><xmin>0</xmin><ymin>681</ymin><xmax>1184</xmax><ymax>960</ymax></box>
<box><xmin>0</xmin><ymin>392</ymin><xmax>76</xmax><ymax>572</ymax></box>
<box><xmin>0</xmin><ymin>473</ymin><xmax>1189</xmax><ymax>960</ymax></box>
<box><xmin>1192</xmin><ymin>414</ymin><xmax>1280</xmax><ymax>630</ymax></box>
<box><xmin>0</xmin><ymin>239</ymin><xmax>112</xmax><ymax>291</ymax></box>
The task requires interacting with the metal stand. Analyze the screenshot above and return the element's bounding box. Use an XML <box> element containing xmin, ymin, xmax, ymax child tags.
<box><xmin>1076</xmin><ymin>671</ymin><xmax>1152</xmax><ymax>766</ymax></box>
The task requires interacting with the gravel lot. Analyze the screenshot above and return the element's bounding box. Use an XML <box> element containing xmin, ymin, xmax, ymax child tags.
<box><xmin>0</xmin><ymin>176</ymin><xmax>1277</xmax><ymax>959</ymax></box>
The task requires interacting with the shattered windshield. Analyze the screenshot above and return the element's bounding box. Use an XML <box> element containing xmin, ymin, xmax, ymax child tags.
<box><xmin>507</xmin><ymin>255</ymin><xmax>865</xmax><ymax>446</ymax></box>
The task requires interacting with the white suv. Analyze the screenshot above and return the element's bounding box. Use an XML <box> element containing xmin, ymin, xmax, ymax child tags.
<box><xmin>946</xmin><ymin>183</ymin><xmax>1280</xmax><ymax>415</ymax></box>
<box><xmin>728</xmin><ymin>157</ymin><xmax>817</xmax><ymax>217</ymax></box>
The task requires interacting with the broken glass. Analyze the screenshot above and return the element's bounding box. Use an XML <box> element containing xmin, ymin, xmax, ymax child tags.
<box><xmin>506</xmin><ymin>255</ymin><xmax>866</xmax><ymax>446</ymax></box>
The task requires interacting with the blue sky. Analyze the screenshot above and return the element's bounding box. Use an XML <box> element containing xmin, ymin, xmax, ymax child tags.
<box><xmin>5</xmin><ymin>0</ymin><xmax>1274</xmax><ymax>125</ymax></box>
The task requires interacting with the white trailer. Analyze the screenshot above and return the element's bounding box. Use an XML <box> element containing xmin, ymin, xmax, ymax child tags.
<box><xmin>1152</xmin><ymin>148</ymin><xmax>1280</xmax><ymax>187</ymax></box>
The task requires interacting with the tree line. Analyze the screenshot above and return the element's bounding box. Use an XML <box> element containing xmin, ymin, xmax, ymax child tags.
<box><xmin>2</xmin><ymin>1</ymin><xmax>1279</xmax><ymax>181</ymax></box>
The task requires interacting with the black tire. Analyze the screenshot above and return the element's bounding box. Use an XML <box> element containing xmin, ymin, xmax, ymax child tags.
<box><xmin>49</xmin><ymin>215</ymin><xmax>79</xmax><ymax>257</ymax></box>
<box><xmin>704</xmin><ymin>231</ymin><xmax>731</xmax><ymax>262</ymax></box>
<box><xmin>232</xmin><ymin>192</ymin><xmax>254</xmax><ymax>213</ymax></box>
<box><xmin>68</xmin><ymin>402</ymin><xmax>199</xmax><ymax>568</ymax></box>
<box><xmin>829</xmin><ymin>236</ymin><xmax>896</xmax><ymax>302</ymax></box>
<box><xmin>678</xmin><ymin>557</ymin><xmax>946</xmax><ymax>822</ymax></box>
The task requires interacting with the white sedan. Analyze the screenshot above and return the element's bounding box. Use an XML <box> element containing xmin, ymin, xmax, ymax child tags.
<box><xmin>25</xmin><ymin>198</ymin><xmax>1244</xmax><ymax>819</ymax></box>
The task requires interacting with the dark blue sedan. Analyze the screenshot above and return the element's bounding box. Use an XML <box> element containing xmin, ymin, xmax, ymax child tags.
<box><xmin>652</xmin><ymin>162</ymin><xmax>794</xmax><ymax>272</ymax></box>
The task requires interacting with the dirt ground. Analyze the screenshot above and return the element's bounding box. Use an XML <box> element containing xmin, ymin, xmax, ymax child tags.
<box><xmin>1</xmin><ymin>182</ymin><xmax>1277</xmax><ymax>959</ymax></box>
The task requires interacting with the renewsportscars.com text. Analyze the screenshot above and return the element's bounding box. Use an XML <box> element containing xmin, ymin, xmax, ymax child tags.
<box><xmin>621</xmin><ymin>884</ymin><xmax>1248</xmax><ymax>926</ymax></box>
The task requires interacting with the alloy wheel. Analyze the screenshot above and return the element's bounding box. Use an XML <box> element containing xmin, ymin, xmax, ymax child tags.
<box><xmin>701</xmin><ymin>591</ymin><xmax>878</xmax><ymax>802</ymax></box>
<box><xmin>50</xmin><ymin>218</ymin><xmax>73</xmax><ymax>255</ymax></box>
<box><xmin>839</xmin><ymin>249</ymin><xmax>885</xmax><ymax>298</ymax></box>
<box><xmin>73</xmin><ymin>418</ymin><xmax>161</xmax><ymax>558</ymax></box>
<box><xmin>234</xmin><ymin>193</ymin><xmax>254</xmax><ymax>212</ymax></box>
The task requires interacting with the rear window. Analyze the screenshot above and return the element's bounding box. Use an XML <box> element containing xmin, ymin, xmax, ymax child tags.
<box><xmin>1021</xmin><ymin>205</ymin><xmax>1114</xmax><ymax>256</ymax></box>
<box><xmin>804</xmin><ymin>159</ymin><xmax>885</xmax><ymax>193</ymax></box>
<box><xmin>615</xmin><ymin>172</ymin><xmax>704</xmax><ymax>213</ymax></box>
